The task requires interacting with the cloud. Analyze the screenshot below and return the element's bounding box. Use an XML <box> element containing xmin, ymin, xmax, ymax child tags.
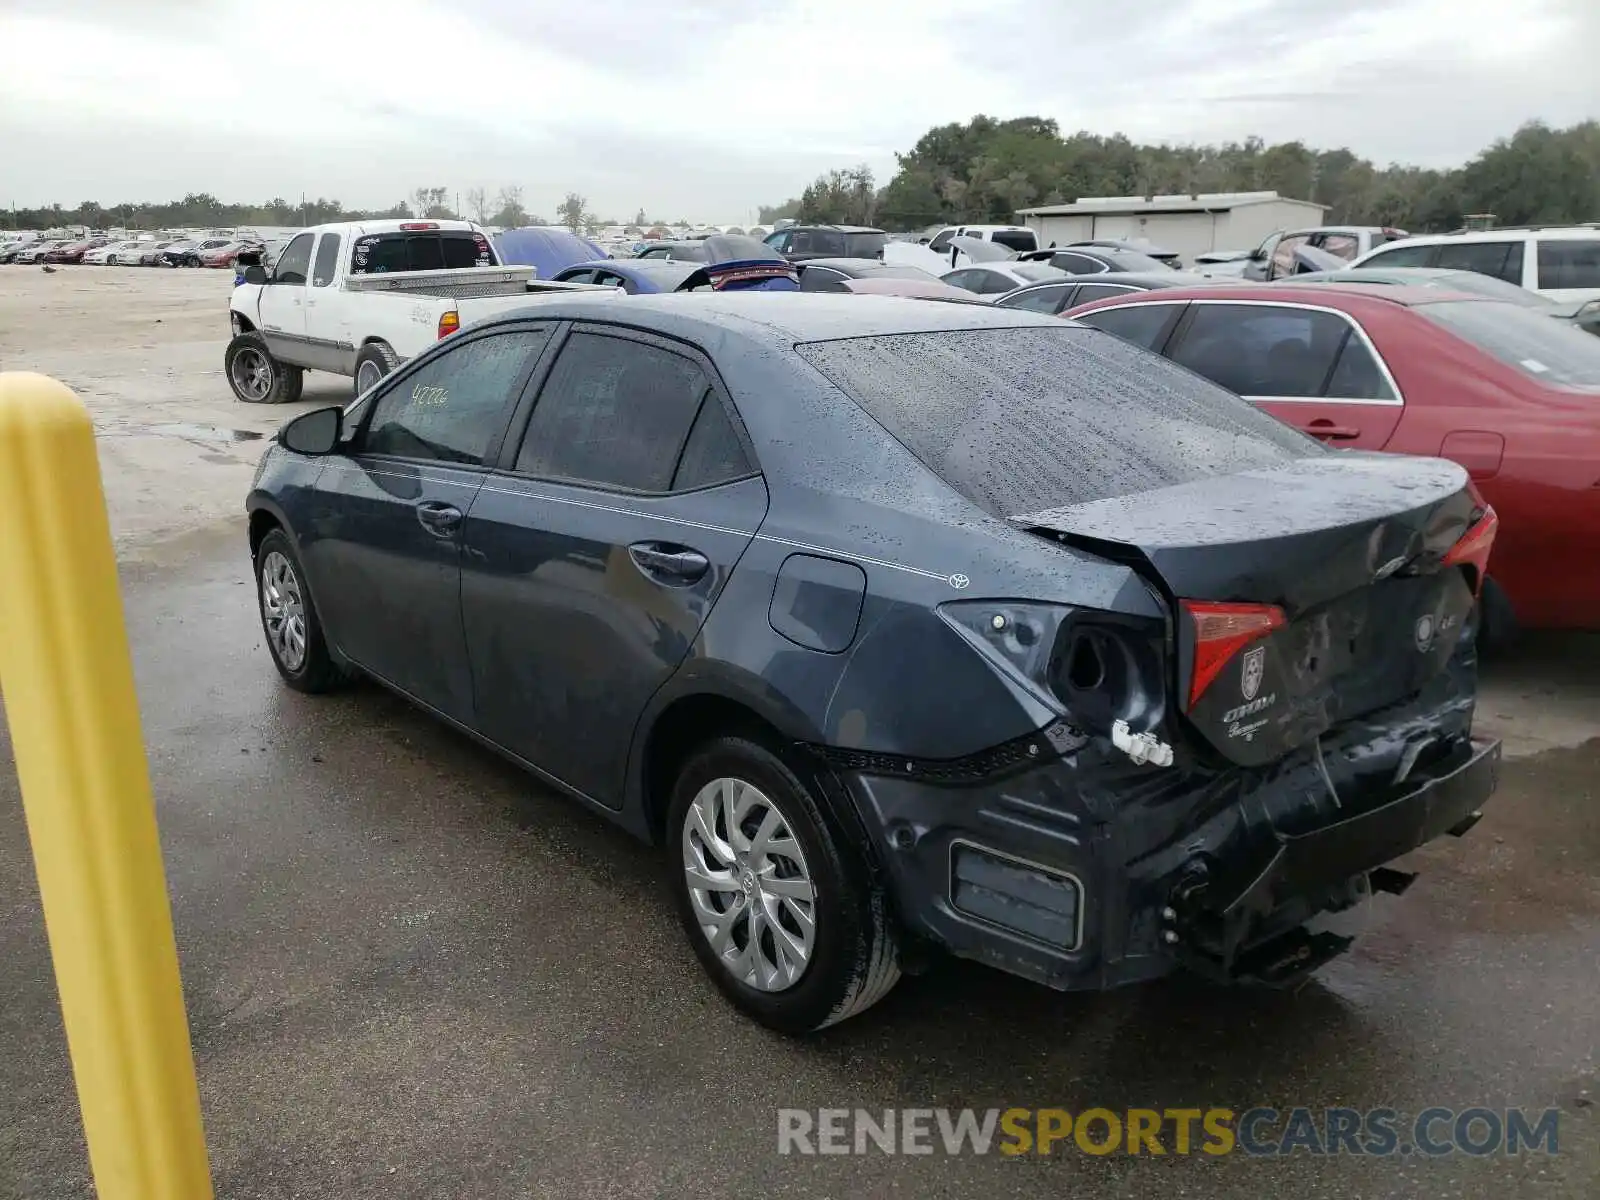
<box><xmin>1</xmin><ymin>0</ymin><xmax>1595</xmax><ymax>216</ymax></box>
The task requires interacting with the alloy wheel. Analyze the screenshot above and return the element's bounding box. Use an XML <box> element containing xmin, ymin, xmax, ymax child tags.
<box><xmin>231</xmin><ymin>348</ymin><xmax>274</xmax><ymax>401</ymax></box>
<box><xmin>682</xmin><ymin>777</ymin><xmax>818</xmax><ymax>992</ymax></box>
<box><xmin>356</xmin><ymin>359</ymin><xmax>381</xmax><ymax>394</ymax></box>
<box><xmin>259</xmin><ymin>550</ymin><xmax>308</xmax><ymax>671</ymax></box>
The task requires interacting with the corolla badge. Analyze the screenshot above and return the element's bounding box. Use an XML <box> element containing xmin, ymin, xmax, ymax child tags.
<box><xmin>1240</xmin><ymin>645</ymin><xmax>1266</xmax><ymax>701</ymax></box>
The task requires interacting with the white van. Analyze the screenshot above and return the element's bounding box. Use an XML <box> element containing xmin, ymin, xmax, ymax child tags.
<box><xmin>1348</xmin><ymin>227</ymin><xmax>1600</xmax><ymax>303</ymax></box>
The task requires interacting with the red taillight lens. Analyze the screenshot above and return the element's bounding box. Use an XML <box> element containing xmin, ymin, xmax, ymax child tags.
<box><xmin>1442</xmin><ymin>506</ymin><xmax>1498</xmax><ymax>595</ymax></box>
<box><xmin>1182</xmin><ymin>600</ymin><xmax>1286</xmax><ymax>709</ymax></box>
<box><xmin>437</xmin><ymin>310</ymin><xmax>460</xmax><ymax>339</ymax></box>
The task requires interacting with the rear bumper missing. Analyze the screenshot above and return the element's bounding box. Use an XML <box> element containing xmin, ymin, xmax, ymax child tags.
<box><xmin>837</xmin><ymin>690</ymin><xmax>1498</xmax><ymax>992</ymax></box>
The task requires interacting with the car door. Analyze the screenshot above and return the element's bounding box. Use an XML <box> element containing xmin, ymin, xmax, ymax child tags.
<box><xmin>1161</xmin><ymin>301</ymin><xmax>1404</xmax><ymax>449</ymax></box>
<box><xmin>256</xmin><ymin>232</ymin><xmax>314</xmax><ymax>363</ymax></box>
<box><xmin>301</xmin><ymin>325</ymin><xmax>551</xmax><ymax>723</ymax></box>
<box><xmin>459</xmin><ymin>324</ymin><xmax>768</xmax><ymax>807</ymax></box>
<box><xmin>299</xmin><ymin>230</ymin><xmax>346</xmax><ymax>372</ymax></box>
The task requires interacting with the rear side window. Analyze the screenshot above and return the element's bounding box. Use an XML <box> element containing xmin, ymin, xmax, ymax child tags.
<box><xmin>1072</xmin><ymin>303</ymin><xmax>1180</xmax><ymax>351</ymax></box>
<box><xmin>796</xmin><ymin>327</ymin><xmax>1318</xmax><ymax>515</ymax></box>
<box><xmin>1356</xmin><ymin>243</ymin><xmax>1436</xmax><ymax>269</ymax></box>
<box><xmin>1536</xmin><ymin>239</ymin><xmax>1600</xmax><ymax>290</ymax></box>
<box><xmin>349</xmin><ymin>231</ymin><xmax>495</xmax><ymax>274</ymax></box>
<box><xmin>1419</xmin><ymin>300</ymin><xmax>1600</xmax><ymax>389</ymax></box>
<box><xmin>311</xmin><ymin>234</ymin><xmax>341</xmax><ymax>287</ymax></box>
<box><xmin>673</xmin><ymin>398</ymin><xmax>753</xmax><ymax>490</ymax></box>
<box><xmin>516</xmin><ymin>333</ymin><xmax>710</xmax><ymax>491</ymax></box>
<box><xmin>999</xmin><ymin>284</ymin><xmax>1072</xmax><ymax>314</ymax></box>
<box><xmin>1054</xmin><ymin>252</ymin><xmax>1109</xmax><ymax>275</ymax></box>
<box><xmin>1166</xmin><ymin>303</ymin><xmax>1391</xmax><ymax>399</ymax></box>
<box><xmin>800</xmin><ymin>267</ymin><xmax>849</xmax><ymax>293</ymax></box>
<box><xmin>1072</xmin><ymin>283</ymin><xmax>1138</xmax><ymax>305</ymax></box>
<box><xmin>1433</xmin><ymin>240</ymin><xmax>1524</xmax><ymax>284</ymax></box>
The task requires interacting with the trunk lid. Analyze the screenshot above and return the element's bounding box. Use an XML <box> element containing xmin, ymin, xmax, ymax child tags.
<box><xmin>1012</xmin><ymin>453</ymin><xmax>1488</xmax><ymax>766</ymax></box>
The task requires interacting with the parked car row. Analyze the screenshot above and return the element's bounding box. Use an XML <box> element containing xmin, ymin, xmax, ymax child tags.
<box><xmin>0</xmin><ymin>234</ymin><xmax>264</xmax><ymax>267</ymax></box>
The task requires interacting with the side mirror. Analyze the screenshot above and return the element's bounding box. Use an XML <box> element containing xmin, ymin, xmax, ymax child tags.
<box><xmin>242</xmin><ymin>264</ymin><xmax>268</xmax><ymax>285</ymax></box>
<box><xmin>279</xmin><ymin>406</ymin><xmax>342</xmax><ymax>456</ymax></box>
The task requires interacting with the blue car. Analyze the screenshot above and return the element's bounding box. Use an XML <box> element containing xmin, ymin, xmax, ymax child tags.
<box><xmin>562</xmin><ymin>235</ymin><xmax>797</xmax><ymax>293</ymax></box>
<box><xmin>493</xmin><ymin>226</ymin><xmax>609</xmax><ymax>279</ymax></box>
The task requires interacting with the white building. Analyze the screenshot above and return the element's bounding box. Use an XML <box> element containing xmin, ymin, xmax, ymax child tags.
<box><xmin>1015</xmin><ymin>191</ymin><xmax>1330</xmax><ymax>257</ymax></box>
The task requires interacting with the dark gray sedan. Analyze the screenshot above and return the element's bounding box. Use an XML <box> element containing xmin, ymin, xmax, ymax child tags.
<box><xmin>994</xmin><ymin>271</ymin><xmax>1243</xmax><ymax>315</ymax></box>
<box><xmin>248</xmin><ymin>294</ymin><xmax>1499</xmax><ymax>1032</ymax></box>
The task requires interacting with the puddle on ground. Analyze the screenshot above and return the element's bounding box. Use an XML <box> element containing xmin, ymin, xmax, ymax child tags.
<box><xmin>101</xmin><ymin>423</ymin><xmax>266</xmax><ymax>442</ymax></box>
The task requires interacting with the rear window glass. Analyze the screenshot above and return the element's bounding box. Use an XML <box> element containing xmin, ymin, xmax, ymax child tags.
<box><xmin>795</xmin><ymin>326</ymin><xmax>1320</xmax><ymax>515</ymax></box>
<box><xmin>1536</xmin><ymin>239</ymin><xmax>1600</xmax><ymax>290</ymax></box>
<box><xmin>1418</xmin><ymin>300</ymin><xmax>1600</xmax><ymax>389</ymax></box>
<box><xmin>990</xmin><ymin>230</ymin><xmax>1038</xmax><ymax>253</ymax></box>
<box><xmin>349</xmin><ymin>231</ymin><xmax>495</xmax><ymax>274</ymax></box>
<box><xmin>843</xmin><ymin>232</ymin><xmax>888</xmax><ymax>257</ymax></box>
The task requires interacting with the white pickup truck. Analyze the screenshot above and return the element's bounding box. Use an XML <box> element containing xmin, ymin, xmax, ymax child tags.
<box><xmin>225</xmin><ymin>219</ymin><xmax>617</xmax><ymax>403</ymax></box>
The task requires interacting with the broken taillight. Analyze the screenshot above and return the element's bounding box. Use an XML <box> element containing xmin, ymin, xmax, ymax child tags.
<box><xmin>1181</xmin><ymin>600</ymin><xmax>1286</xmax><ymax>709</ymax></box>
<box><xmin>1441</xmin><ymin>506</ymin><xmax>1498</xmax><ymax>595</ymax></box>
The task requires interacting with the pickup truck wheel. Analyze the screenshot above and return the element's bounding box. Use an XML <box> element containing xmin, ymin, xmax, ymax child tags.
<box><xmin>354</xmin><ymin>342</ymin><xmax>401</xmax><ymax>396</ymax></box>
<box><xmin>225</xmin><ymin>331</ymin><xmax>300</xmax><ymax>404</ymax></box>
<box><xmin>668</xmin><ymin>736</ymin><xmax>901</xmax><ymax>1034</ymax></box>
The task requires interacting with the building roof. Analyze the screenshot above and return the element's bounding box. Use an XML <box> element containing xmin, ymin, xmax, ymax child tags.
<box><xmin>1016</xmin><ymin>191</ymin><xmax>1329</xmax><ymax>217</ymax></box>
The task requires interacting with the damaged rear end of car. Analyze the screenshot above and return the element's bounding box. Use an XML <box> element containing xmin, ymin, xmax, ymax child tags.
<box><xmin>798</xmin><ymin>321</ymin><xmax>1501</xmax><ymax>993</ymax></box>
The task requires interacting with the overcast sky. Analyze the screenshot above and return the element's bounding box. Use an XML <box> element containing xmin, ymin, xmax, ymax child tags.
<box><xmin>2</xmin><ymin>0</ymin><xmax>1596</xmax><ymax>222</ymax></box>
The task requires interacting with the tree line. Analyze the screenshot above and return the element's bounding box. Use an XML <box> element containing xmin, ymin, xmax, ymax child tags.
<box><xmin>762</xmin><ymin>117</ymin><xmax>1600</xmax><ymax>233</ymax></box>
<box><xmin>4</xmin><ymin>186</ymin><xmax>697</xmax><ymax>235</ymax></box>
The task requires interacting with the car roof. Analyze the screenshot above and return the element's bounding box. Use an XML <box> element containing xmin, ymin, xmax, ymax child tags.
<box><xmin>1374</xmin><ymin>227</ymin><xmax>1599</xmax><ymax>245</ymax></box>
<box><xmin>495</xmin><ymin>291</ymin><xmax>1058</xmax><ymax>345</ymax></box>
<box><xmin>1069</xmin><ymin>282</ymin><xmax>1496</xmax><ymax>310</ymax></box>
<box><xmin>788</xmin><ymin>224</ymin><xmax>883</xmax><ymax>234</ymax></box>
<box><xmin>798</xmin><ymin>257</ymin><xmax>912</xmax><ymax>275</ymax></box>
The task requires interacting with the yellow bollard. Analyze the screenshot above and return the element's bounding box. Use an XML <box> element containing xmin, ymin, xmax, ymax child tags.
<box><xmin>0</xmin><ymin>373</ymin><xmax>213</xmax><ymax>1198</ymax></box>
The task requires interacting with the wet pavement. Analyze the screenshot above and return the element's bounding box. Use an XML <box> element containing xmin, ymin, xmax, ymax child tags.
<box><xmin>1</xmin><ymin>524</ymin><xmax>1597</xmax><ymax>1199</ymax></box>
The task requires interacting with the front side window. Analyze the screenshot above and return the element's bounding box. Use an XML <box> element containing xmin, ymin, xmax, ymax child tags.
<box><xmin>362</xmin><ymin>330</ymin><xmax>545</xmax><ymax>464</ymax></box>
<box><xmin>515</xmin><ymin>333</ymin><xmax>712</xmax><ymax>491</ymax></box>
<box><xmin>928</xmin><ymin>229</ymin><xmax>954</xmax><ymax>252</ymax></box>
<box><xmin>273</xmin><ymin>233</ymin><xmax>314</xmax><ymax>285</ymax></box>
<box><xmin>1433</xmin><ymin>240</ymin><xmax>1524</xmax><ymax>284</ymax></box>
<box><xmin>1535</xmin><ymin>239</ymin><xmax>1600</xmax><ymax>290</ymax></box>
<box><xmin>1356</xmin><ymin>242</ymin><xmax>1437</xmax><ymax>268</ymax></box>
<box><xmin>764</xmin><ymin>231</ymin><xmax>791</xmax><ymax>252</ymax></box>
<box><xmin>311</xmin><ymin>233</ymin><xmax>341</xmax><ymax>287</ymax></box>
<box><xmin>1269</xmin><ymin>234</ymin><xmax>1310</xmax><ymax>280</ymax></box>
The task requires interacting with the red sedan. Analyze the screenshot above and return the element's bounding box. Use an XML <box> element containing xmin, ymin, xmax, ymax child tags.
<box><xmin>1062</xmin><ymin>282</ymin><xmax>1600</xmax><ymax>633</ymax></box>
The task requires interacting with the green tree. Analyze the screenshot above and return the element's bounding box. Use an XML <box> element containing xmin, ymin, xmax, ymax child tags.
<box><xmin>557</xmin><ymin>192</ymin><xmax>593</xmax><ymax>233</ymax></box>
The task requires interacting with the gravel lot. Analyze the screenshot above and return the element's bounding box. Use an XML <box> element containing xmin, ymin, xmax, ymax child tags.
<box><xmin>0</xmin><ymin>266</ymin><xmax>1595</xmax><ymax>1198</ymax></box>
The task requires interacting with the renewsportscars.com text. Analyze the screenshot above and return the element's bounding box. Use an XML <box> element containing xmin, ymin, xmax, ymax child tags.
<box><xmin>777</xmin><ymin>1106</ymin><xmax>1561</xmax><ymax>1157</ymax></box>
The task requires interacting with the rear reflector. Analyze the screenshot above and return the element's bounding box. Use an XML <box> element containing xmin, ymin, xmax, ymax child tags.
<box><xmin>437</xmin><ymin>310</ymin><xmax>460</xmax><ymax>339</ymax></box>
<box><xmin>1182</xmin><ymin>600</ymin><xmax>1286</xmax><ymax>709</ymax></box>
<box><xmin>1441</xmin><ymin>506</ymin><xmax>1498</xmax><ymax>595</ymax></box>
<box><xmin>949</xmin><ymin>842</ymin><xmax>1082</xmax><ymax>950</ymax></box>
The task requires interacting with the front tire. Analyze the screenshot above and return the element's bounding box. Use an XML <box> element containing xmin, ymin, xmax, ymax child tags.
<box><xmin>225</xmin><ymin>331</ymin><xmax>303</xmax><ymax>404</ymax></box>
<box><xmin>255</xmin><ymin>530</ymin><xmax>347</xmax><ymax>693</ymax></box>
<box><xmin>668</xmin><ymin>736</ymin><xmax>900</xmax><ymax>1033</ymax></box>
<box><xmin>353</xmin><ymin>341</ymin><xmax>401</xmax><ymax>397</ymax></box>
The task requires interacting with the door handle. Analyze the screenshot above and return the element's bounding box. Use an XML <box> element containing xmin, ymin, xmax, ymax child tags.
<box><xmin>628</xmin><ymin>541</ymin><xmax>710</xmax><ymax>586</ymax></box>
<box><xmin>1306</xmin><ymin>419</ymin><xmax>1361</xmax><ymax>440</ymax></box>
<box><xmin>415</xmin><ymin>501</ymin><xmax>462</xmax><ymax>536</ymax></box>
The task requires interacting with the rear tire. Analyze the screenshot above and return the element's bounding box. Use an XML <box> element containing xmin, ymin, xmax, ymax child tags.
<box><xmin>667</xmin><ymin>736</ymin><xmax>900</xmax><ymax>1034</ymax></box>
<box><xmin>353</xmin><ymin>341</ymin><xmax>401</xmax><ymax>397</ymax></box>
<box><xmin>225</xmin><ymin>331</ymin><xmax>302</xmax><ymax>404</ymax></box>
<box><xmin>254</xmin><ymin>530</ymin><xmax>348</xmax><ymax>693</ymax></box>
